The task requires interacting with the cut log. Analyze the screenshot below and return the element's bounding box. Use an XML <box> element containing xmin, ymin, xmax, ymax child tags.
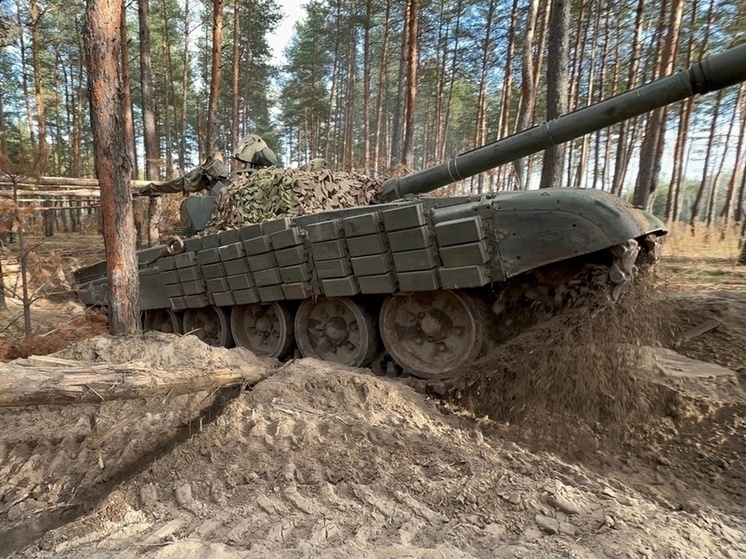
<box><xmin>0</xmin><ymin>356</ymin><xmax>272</xmax><ymax>408</ymax></box>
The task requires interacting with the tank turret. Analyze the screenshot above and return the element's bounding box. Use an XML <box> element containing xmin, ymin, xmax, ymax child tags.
<box><xmin>378</xmin><ymin>44</ymin><xmax>746</xmax><ymax>201</ymax></box>
<box><xmin>75</xmin><ymin>44</ymin><xmax>746</xmax><ymax>380</ymax></box>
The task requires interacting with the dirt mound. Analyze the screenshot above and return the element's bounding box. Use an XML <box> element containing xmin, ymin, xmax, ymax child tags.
<box><xmin>16</xmin><ymin>357</ymin><xmax>746</xmax><ymax>559</ymax></box>
<box><xmin>3</xmin><ymin>287</ymin><xmax>746</xmax><ymax>559</ymax></box>
<box><xmin>0</xmin><ymin>333</ymin><xmax>274</xmax><ymax>554</ymax></box>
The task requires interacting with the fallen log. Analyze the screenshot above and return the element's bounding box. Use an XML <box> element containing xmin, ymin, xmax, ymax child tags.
<box><xmin>0</xmin><ymin>355</ymin><xmax>271</xmax><ymax>408</ymax></box>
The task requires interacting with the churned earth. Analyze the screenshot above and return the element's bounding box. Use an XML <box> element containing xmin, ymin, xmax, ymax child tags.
<box><xmin>0</xmin><ymin>270</ymin><xmax>745</xmax><ymax>558</ymax></box>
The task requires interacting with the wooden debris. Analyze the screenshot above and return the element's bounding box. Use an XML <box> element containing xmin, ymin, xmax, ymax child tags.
<box><xmin>0</xmin><ymin>360</ymin><xmax>270</xmax><ymax>408</ymax></box>
<box><xmin>673</xmin><ymin>318</ymin><xmax>721</xmax><ymax>348</ymax></box>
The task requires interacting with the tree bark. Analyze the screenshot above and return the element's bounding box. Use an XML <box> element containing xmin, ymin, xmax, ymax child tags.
<box><xmin>30</xmin><ymin>0</ymin><xmax>48</xmax><ymax>172</ymax></box>
<box><xmin>513</xmin><ymin>0</ymin><xmax>539</xmax><ymax>190</ymax></box>
<box><xmin>401</xmin><ymin>0</ymin><xmax>419</xmax><ymax>168</ymax></box>
<box><xmin>206</xmin><ymin>0</ymin><xmax>224</xmax><ymax>155</ymax></box>
<box><xmin>632</xmin><ymin>0</ymin><xmax>683</xmax><ymax>210</ymax></box>
<box><xmin>539</xmin><ymin>0</ymin><xmax>570</xmax><ymax>189</ymax></box>
<box><xmin>0</xmin><ymin>356</ymin><xmax>271</xmax><ymax>408</ymax></box>
<box><xmin>372</xmin><ymin>0</ymin><xmax>391</xmax><ymax>174</ymax></box>
<box><xmin>120</xmin><ymin>1</ymin><xmax>137</xmax><ymax>179</ymax></box>
<box><xmin>84</xmin><ymin>0</ymin><xmax>139</xmax><ymax>335</ymax></box>
<box><xmin>138</xmin><ymin>0</ymin><xmax>161</xmax><ymax>245</ymax></box>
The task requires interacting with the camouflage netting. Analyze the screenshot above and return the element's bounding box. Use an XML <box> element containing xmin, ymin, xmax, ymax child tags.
<box><xmin>202</xmin><ymin>168</ymin><xmax>383</xmax><ymax>233</ymax></box>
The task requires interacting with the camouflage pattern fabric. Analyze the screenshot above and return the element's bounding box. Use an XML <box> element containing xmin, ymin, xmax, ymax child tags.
<box><xmin>202</xmin><ymin>168</ymin><xmax>382</xmax><ymax>233</ymax></box>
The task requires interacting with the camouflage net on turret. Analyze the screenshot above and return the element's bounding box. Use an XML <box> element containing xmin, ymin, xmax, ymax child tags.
<box><xmin>202</xmin><ymin>168</ymin><xmax>382</xmax><ymax>233</ymax></box>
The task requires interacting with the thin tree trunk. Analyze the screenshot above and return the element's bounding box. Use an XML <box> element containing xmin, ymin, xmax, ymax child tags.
<box><xmin>513</xmin><ymin>0</ymin><xmax>539</xmax><ymax>190</ymax></box>
<box><xmin>30</xmin><ymin>0</ymin><xmax>48</xmax><ymax>172</ymax></box>
<box><xmin>372</xmin><ymin>0</ymin><xmax>391</xmax><ymax>174</ymax></box>
<box><xmin>632</xmin><ymin>0</ymin><xmax>683</xmax><ymax>210</ymax></box>
<box><xmin>120</xmin><ymin>1</ymin><xmax>137</xmax><ymax>179</ymax></box>
<box><xmin>719</xmin><ymin>84</ymin><xmax>746</xmax><ymax>226</ymax></box>
<box><xmin>179</xmin><ymin>0</ymin><xmax>190</xmax><ymax>172</ymax></box>
<box><xmin>160</xmin><ymin>0</ymin><xmax>176</xmax><ymax>180</ymax></box>
<box><xmin>390</xmin><ymin>0</ymin><xmax>410</xmax><ymax>167</ymax></box>
<box><xmin>705</xmin><ymin>92</ymin><xmax>725</xmax><ymax>226</ymax></box>
<box><xmin>473</xmin><ymin>0</ymin><xmax>496</xmax><ymax>194</ymax></box>
<box><xmin>231</xmin><ymin>0</ymin><xmax>240</xmax><ymax>157</ymax></box>
<box><xmin>362</xmin><ymin>0</ymin><xmax>372</xmax><ymax>170</ymax></box>
<box><xmin>690</xmin><ymin>91</ymin><xmax>722</xmax><ymax>228</ymax></box>
<box><xmin>401</xmin><ymin>0</ymin><xmax>419</xmax><ymax>168</ymax></box>
<box><xmin>84</xmin><ymin>0</ymin><xmax>139</xmax><ymax>335</ymax></box>
<box><xmin>16</xmin><ymin>0</ymin><xmax>37</xmax><ymax>152</ymax></box>
<box><xmin>206</xmin><ymin>0</ymin><xmax>224</xmax><ymax>154</ymax></box>
<box><xmin>539</xmin><ymin>0</ymin><xmax>570</xmax><ymax>189</ymax></box>
<box><xmin>611</xmin><ymin>0</ymin><xmax>645</xmax><ymax>196</ymax></box>
<box><xmin>138</xmin><ymin>0</ymin><xmax>161</xmax><ymax>245</ymax></box>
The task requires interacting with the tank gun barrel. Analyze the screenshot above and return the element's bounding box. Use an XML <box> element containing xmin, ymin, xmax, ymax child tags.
<box><xmin>378</xmin><ymin>43</ymin><xmax>746</xmax><ymax>202</ymax></box>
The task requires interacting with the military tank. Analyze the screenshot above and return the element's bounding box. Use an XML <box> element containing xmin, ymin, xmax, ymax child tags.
<box><xmin>74</xmin><ymin>43</ymin><xmax>746</xmax><ymax>379</ymax></box>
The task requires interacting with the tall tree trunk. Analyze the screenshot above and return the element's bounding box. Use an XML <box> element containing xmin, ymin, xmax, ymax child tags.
<box><xmin>611</xmin><ymin>0</ymin><xmax>644</xmax><ymax>196</ymax></box>
<box><xmin>632</xmin><ymin>0</ymin><xmax>683</xmax><ymax>210</ymax></box>
<box><xmin>16</xmin><ymin>0</ymin><xmax>37</xmax><ymax>152</ymax></box>
<box><xmin>231</xmin><ymin>0</ymin><xmax>240</xmax><ymax>157</ymax></box>
<box><xmin>719</xmin><ymin>84</ymin><xmax>746</xmax><ymax>226</ymax></box>
<box><xmin>473</xmin><ymin>0</ymin><xmax>496</xmax><ymax>194</ymax></box>
<box><xmin>160</xmin><ymin>0</ymin><xmax>176</xmax><ymax>180</ymax></box>
<box><xmin>401</xmin><ymin>0</ymin><xmax>419</xmax><ymax>168</ymax></box>
<box><xmin>372</xmin><ymin>0</ymin><xmax>391</xmax><ymax>174</ymax></box>
<box><xmin>439</xmin><ymin>0</ymin><xmax>462</xmax><ymax>164</ymax></box>
<box><xmin>206</xmin><ymin>0</ymin><xmax>224</xmax><ymax>154</ymax></box>
<box><xmin>343</xmin><ymin>16</ymin><xmax>357</xmax><ymax>170</ymax></box>
<box><xmin>539</xmin><ymin>0</ymin><xmax>569</xmax><ymax>189</ymax></box>
<box><xmin>179</xmin><ymin>0</ymin><xmax>190</xmax><ymax>172</ymax></box>
<box><xmin>30</xmin><ymin>0</ymin><xmax>48</xmax><ymax>172</ymax></box>
<box><xmin>362</xmin><ymin>0</ymin><xmax>372</xmax><ymax>170</ymax></box>
<box><xmin>690</xmin><ymin>91</ymin><xmax>722</xmax><ymax>228</ymax></box>
<box><xmin>390</xmin><ymin>0</ymin><xmax>410</xmax><ymax>167</ymax></box>
<box><xmin>513</xmin><ymin>0</ymin><xmax>539</xmax><ymax>190</ymax></box>
<box><xmin>120</xmin><ymin>1</ymin><xmax>137</xmax><ymax>179</ymax></box>
<box><xmin>705</xmin><ymin>91</ymin><xmax>725</xmax><ymax>226</ymax></box>
<box><xmin>665</xmin><ymin>2</ymin><xmax>697</xmax><ymax>220</ymax></box>
<box><xmin>138</xmin><ymin>0</ymin><xmax>161</xmax><ymax>245</ymax></box>
<box><xmin>84</xmin><ymin>0</ymin><xmax>139</xmax><ymax>335</ymax></box>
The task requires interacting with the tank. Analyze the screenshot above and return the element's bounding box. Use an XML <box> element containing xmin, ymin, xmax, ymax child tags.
<box><xmin>74</xmin><ymin>43</ymin><xmax>746</xmax><ymax>379</ymax></box>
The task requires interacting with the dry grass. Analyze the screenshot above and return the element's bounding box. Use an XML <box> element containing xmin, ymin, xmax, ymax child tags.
<box><xmin>659</xmin><ymin>221</ymin><xmax>746</xmax><ymax>290</ymax></box>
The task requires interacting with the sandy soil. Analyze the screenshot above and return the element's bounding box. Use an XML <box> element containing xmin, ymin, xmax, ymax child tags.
<box><xmin>1</xmin><ymin>278</ymin><xmax>745</xmax><ymax>558</ymax></box>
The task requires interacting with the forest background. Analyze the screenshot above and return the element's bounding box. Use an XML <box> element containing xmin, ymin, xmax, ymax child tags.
<box><xmin>0</xmin><ymin>0</ymin><xmax>745</xmax><ymax>228</ymax></box>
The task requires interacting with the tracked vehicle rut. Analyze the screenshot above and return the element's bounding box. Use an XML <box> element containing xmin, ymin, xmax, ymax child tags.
<box><xmin>74</xmin><ymin>44</ymin><xmax>746</xmax><ymax>379</ymax></box>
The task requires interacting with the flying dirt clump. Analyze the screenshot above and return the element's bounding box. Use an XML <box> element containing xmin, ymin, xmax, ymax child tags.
<box><xmin>449</xmin><ymin>276</ymin><xmax>678</xmax><ymax>439</ymax></box>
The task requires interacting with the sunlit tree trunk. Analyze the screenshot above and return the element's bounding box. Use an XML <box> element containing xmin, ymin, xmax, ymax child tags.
<box><xmin>719</xmin><ymin>84</ymin><xmax>746</xmax><ymax>227</ymax></box>
<box><xmin>611</xmin><ymin>0</ymin><xmax>645</xmax><ymax>197</ymax></box>
<box><xmin>401</xmin><ymin>0</ymin><xmax>419</xmax><ymax>168</ymax></box>
<box><xmin>138</xmin><ymin>0</ymin><xmax>161</xmax><ymax>245</ymax></box>
<box><xmin>84</xmin><ymin>0</ymin><xmax>139</xmax><ymax>334</ymax></box>
<box><xmin>206</xmin><ymin>0</ymin><xmax>224</xmax><ymax>154</ymax></box>
<box><xmin>179</xmin><ymin>0</ymin><xmax>190</xmax><ymax>172</ymax></box>
<box><xmin>160</xmin><ymin>0</ymin><xmax>175</xmax><ymax>180</ymax></box>
<box><xmin>372</xmin><ymin>0</ymin><xmax>391</xmax><ymax>173</ymax></box>
<box><xmin>120</xmin><ymin>1</ymin><xmax>137</xmax><ymax>179</ymax></box>
<box><xmin>231</xmin><ymin>0</ymin><xmax>240</xmax><ymax>157</ymax></box>
<box><xmin>633</xmin><ymin>0</ymin><xmax>683</xmax><ymax>210</ymax></box>
<box><xmin>390</xmin><ymin>0</ymin><xmax>409</xmax><ymax>167</ymax></box>
<box><xmin>540</xmin><ymin>0</ymin><xmax>569</xmax><ymax>189</ymax></box>
<box><xmin>30</xmin><ymin>0</ymin><xmax>48</xmax><ymax>172</ymax></box>
<box><xmin>473</xmin><ymin>0</ymin><xmax>496</xmax><ymax>194</ymax></box>
<box><xmin>513</xmin><ymin>0</ymin><xmax>539</xmax><ymax>190</ymax></box>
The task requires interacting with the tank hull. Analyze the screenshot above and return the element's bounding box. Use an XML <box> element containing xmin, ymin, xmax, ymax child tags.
<box><xmin>75</xmin><ymin>188</ymin><xmax>664</xmax><ymax>377</ymax></box>
<box><xmin>75</xmin><ymin>188</ymin><xmax>663</xmax><ymax>312</ymax></box>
